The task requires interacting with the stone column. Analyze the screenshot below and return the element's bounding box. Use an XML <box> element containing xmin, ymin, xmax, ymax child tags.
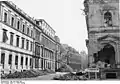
<box><xmin>43</xmin><ymin>59</ymin><xmax>45</xmax><ymax>70</ymax></box>
<box><xmin>11</xmin><ymin>52</ymin><xmax>15</xmax><ymax>72</ymax></box>
<box><xmin>0</xmin><ymin>49</ymin><xmax>1</xmax><ymax>65</ymax></box>
<box><xmin>4</xmin><ymin>50</ymin><xmax>9</xmax><ymax>74</ymax></box>
<box><xmin>17</xmin><ymin>54</ymin><xmax>21</xmax><ymax>71</ymax></box>
<box><xmin>116</xmin><ymin>43</ymin><xmax>120</xmax><ymax>68</ymax></box>
<box><xmin>0</xmin><ymin>5</ymin><xmax>4</xmax><ymax>21</ymax></box>
<box><xmin>8</xmin><ymin>10</ymin><xmax>11</xmax><ymax>25</ymax></box>
<box><xmin>23</xmin><ymin>55</ymin><xmax>26</xmax><ymax>70</ymax></box>
<box><xmin>39</xmin><ymin>58</ymin><xmax>41</xmax><ymax>70</ymax></box>
<box><xmin>27</xmin><ymin>56</ymin><xmax>30</xmax><ymax>70</ymax></box>
<box><xmin>46</xmin><ymin>60</ymin><xmax>47</xmax><ymax>69</ymax></box>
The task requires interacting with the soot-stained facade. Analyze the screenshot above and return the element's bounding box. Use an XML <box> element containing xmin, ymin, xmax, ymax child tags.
<box><xmin>84</xmin><ymin>0</ymin><xmax>120</xmax><ymax>68</ymax></box>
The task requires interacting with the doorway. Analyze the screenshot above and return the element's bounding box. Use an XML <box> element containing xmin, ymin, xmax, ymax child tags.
<box><xmin>96</xmin><ymin>44</ymin><xmax>116</xmax><ymax>68</ymax></box>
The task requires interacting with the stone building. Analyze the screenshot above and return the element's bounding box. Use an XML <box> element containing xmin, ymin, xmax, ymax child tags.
<box><xmin>35</xmin><ymin>19</ymin><xmax>57</xmax><ymax>71</ymax></box>
<box><xmin>0</xmin><ymin>1</ymin><xmax>35</xmax><ymax>74</ymax></box>
<box><xmin>0</xmin><ymin>1</ymin><xmax>61</xmax><ymax>74</ymax></box>
<box><xmin>33</xmin><ymin>23</ymin><xmax>42</xmax><ymax>70</ymax></box>
<box><xmin>84</xmin><ymin>0</ymin><xmax>120</xmax><ymax>68</ymax></box>
<box><xmin>54</xmin><ymin>35</ymin><xmax>61</xmax><ymax>71</ymax></box>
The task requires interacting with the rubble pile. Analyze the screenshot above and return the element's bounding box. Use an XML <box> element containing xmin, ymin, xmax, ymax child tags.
<box><xmin>56</xmin><ymin>64</ymin><xmax>73</xmax><ymax>72</ymax></box>
<box><xmin>53</xmin><ymin>72</ymin><xmax>87</xmax><ymax>80</ymax></box>
<box><xmin>44</xmin><ymin>68</ymin><xmax>55</xmax><ymax>73</ymax></box>
<box><xmin>1</xmin><ymin>69</ymin><xmax>54</xmax><ymax>79</ymax></box>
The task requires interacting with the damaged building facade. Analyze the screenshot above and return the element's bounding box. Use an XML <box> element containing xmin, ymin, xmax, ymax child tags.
<box><xmin>84</xmin><ymin>0</ymin><xmax>120</xmax><ymax>68</ymax></box>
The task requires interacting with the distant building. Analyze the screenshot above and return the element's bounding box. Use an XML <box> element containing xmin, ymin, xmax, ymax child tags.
<box><xmin>54</xmin><ymin>35</ymin><xmax>61</xmax><ymax>71</ymax></box>
<box><xmin>35</xmin><ymin>19</ymin><xmax>57</xmax><ymax>71</ymax></box>
<box><xmin>84</xmin><ymin>0</ymin><xmax>120</xmax><ymax>68</ymax></box>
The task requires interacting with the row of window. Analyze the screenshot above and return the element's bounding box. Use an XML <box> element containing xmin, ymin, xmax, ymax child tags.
<box><xmin>3</xmin><ymin>11</ymin><xmax>57</xmax><ymax>50</ymax></box>
<box><xmin>36</xmin><ymin>21</ymin><xmax>55</xmax><ymax>39</ymax></box>
<box><xmin>35</xmin><ymin>29</ymin><xmax>41</xmax><ymax>42</ymax></box>
<box><xmin>42</xmin><ymin>48</ymin><xmax>54</xmax><ymax>60</ymax></box>
<box><xmin>42</xmin><ymin>36</ymin><xmax>56</xmax><ymax>50</ymax></box>
<box><xmin>1</xmin><ymin>53</ymin><xmax>33</xmax><ymax>68</ymax></box>
<box><xmin>3</xmin><ymin>11</ymin><xmax>33</xmax><ymax>38</ymax></box>
<box><xmin>2</xmin><ymin>29</ymin><xmax>33</xmax><ymax>51</ymax></box>
<box><xmin>0</xmin><ymin>52</ymin><xmax>55</xmax><ymax>69</ymax></box>
<box><xmin>35</xmin><ymin>45</ymin><xmax>54</xmax><ymax>60</ymax></box>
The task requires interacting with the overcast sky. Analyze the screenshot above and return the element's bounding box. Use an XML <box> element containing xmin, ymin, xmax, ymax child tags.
<box><xmin>11</xmin><ymin>0</ymin><xmax>88</xmax><ymax>53</ymax></box>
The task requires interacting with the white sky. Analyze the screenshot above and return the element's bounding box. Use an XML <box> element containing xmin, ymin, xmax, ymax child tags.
<box><xmin>11</xmin><ymin>0</ymin><xmax>88</xmax><ymax>53</ymax></box>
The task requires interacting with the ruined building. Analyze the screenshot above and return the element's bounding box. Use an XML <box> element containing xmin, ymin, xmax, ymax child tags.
<box><xmin>84</xmin><ymin>0</ymin><xmax>120</xmax><ymax>68</ymax></box>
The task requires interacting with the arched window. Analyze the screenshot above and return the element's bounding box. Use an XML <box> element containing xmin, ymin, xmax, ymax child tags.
<box><xmin>104</xmin><ymin>11</ymin><xmax>112</xmax><ymax>27</ymax></box>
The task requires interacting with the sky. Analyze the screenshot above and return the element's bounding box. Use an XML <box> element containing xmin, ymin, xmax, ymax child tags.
<box><xmin>11</xmin><ymin>0</ymin><xmax>88</xmax><ymax>53</ymax></box>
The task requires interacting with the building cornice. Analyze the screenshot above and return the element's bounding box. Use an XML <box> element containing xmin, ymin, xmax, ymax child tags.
<box><xmin>3</xmin><ymin>1</ymin><xmax>43</xmax><ymax>31</ymax></box>
<box><xmin>89</xmin><ymin>29</ymin><xmax>120</xmax><ymax>34</ymax></box>
<box><xmin>3</xmin><ymin>1</ymin><xmax>35</xmax><ymax>25</ymax></box>
<box><xmin>37</xmin><ymin>19</ymin><xmax>56</xmax><ymax>33</ymax></box>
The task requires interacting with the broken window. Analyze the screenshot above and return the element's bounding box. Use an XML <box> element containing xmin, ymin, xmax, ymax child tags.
<box><xmin>104</xmin><ymin>11</ymin><xmax>112</xmax><ymax>27</ymax></box>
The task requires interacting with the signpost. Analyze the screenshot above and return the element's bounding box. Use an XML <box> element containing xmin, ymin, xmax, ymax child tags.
<box><xmin>85</xmin><ymin>68</ymin><xmax>99</xmax><ymax>79</ymax></box>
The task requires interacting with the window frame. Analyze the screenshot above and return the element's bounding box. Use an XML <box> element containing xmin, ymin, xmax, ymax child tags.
<box><xmin>25</xmin><ymin>57</ymin><xmax>28</xmax><ymax>66</ymax></box>
<box><xmin>10</xmin><ymin>32</ymin><xmax>14</xmax><ymax>45</ymax></box>
<box><xmin>27</xmin><ymin>27</ymin><xmax>29</xmax><ymax>35</ymax></box>
<box><xmin>21</xmin><ymin>56</ymin><xmax>24</xmax><ymax>65</ymax></box>
<box><xmin>104</xmin><ymin>11</ymin><xmax>112</xmax><ymax>27</ymax></box>
<box><xmin>17</xmin><ymin>19</ymin><xmax>20</xmax><ymax>30</ymax></box>
<box><xmin>30</xmin><ymin>41</ymin><xmax>33</xmax><ymax>51</ymax></box>
<box><xmin>22</xmin><ymin>24</ymin><xmax>25</xmax><ymax>33</ymax></box>
<box><xmin>21</xmin><ymin>37</ymin><xmax>25</xmax><ymax>49</ymax></box>
<box><xmin>30</xmin><ymin>58</ymin><xmax>32</xmax><ymax>66</ymax></box>
<box><xmin>2</xmin><ymin>29</ymin><xmax>8</xmax><ymax>43</ymax></box>
<box><xmin>3</xmin><ymin>11</ymin><xmax>8</xmax><ymax>23</ymax></box>
<box><xmin>11</xmin><ymin>15</ymin><xmax>15</xmax><ymax>27</ymax></box>
<box><xmin>16</xmin><ymin>35</ymin><xmax>20</xmax><ymax>47</ymax></box>
<box><xmin>26</xmin><ymin>39</ymin><xmax>29</xmax><ymax>50</ymax></box>
<box><xmin>1</xmin><ymin>53</ymin><xmax>5</xmax><ymax>64</ymax></box>
<box><xmin>15</xmin><ymin>55</ymin><xmax>18</xmax><ymax>65</ymax></box>
<box><xmin>8</xmin><ymin>54</ymin><xmax>12</xmax><ymax>65</ymax></box>
<box><xmin>31</xmin><ymin>30</ymin><xmax>33</xmax><ymax>38</ymax></box>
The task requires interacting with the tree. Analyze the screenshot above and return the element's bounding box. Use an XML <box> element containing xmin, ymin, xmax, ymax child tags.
<box><xmin>80</xmin><ymin>51</ymin><xmax>88</xmax><ymax>69</ymax></box>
